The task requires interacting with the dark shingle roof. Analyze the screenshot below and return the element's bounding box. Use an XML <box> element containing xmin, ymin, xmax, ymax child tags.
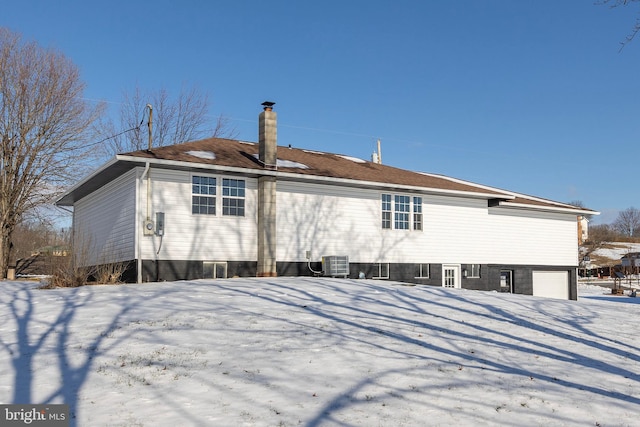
<box><xmin>58</xmin><ymin>137</ymin><xmax>598</xmax><ymax>215</ymax></box>
<box><xmin>122</xmin><ymin>138</ymin><xmax>509</xmax><ymax>196</ymax></box>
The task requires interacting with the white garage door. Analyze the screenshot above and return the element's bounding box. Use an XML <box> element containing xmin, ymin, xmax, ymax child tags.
<box><xmin>532</xmin><ymin>271</ymin><xmax>569</xmax><ymax>299</ymax></box>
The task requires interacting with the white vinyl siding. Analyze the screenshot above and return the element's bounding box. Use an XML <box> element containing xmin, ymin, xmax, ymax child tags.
<box><xmin>275</xmin><ymin>183</ymin><xmax>578</xmax><ymax>267</ymax></box>
<box><xmin>138</xmin><ymin>169</ymin><xmax>257</xmax><ymax>261</ymax></box>
<box><xmin>73</xmin><ymin>169</ymin><xmax>137</xmax><ymax>265</ymax></box>
<box><xmin>420</xmin><ymin>196</ymin><xmax>578</xmax><ymax>266</ymax></box>
<box><xmin>72</xmin><ymin>166</ymin><xmax>578</xmax><ymax>268</ymax></box>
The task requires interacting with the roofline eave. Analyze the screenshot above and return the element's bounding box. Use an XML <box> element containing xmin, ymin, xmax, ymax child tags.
<box><xmin>55</xmin><ymin>157</ymin><xmax>120</xmax><ymax>206</ymax></box>
<box><xmin>116</xmin><ymin>155</ymin><xmax>516</xmax><ymax>201</ymax></box>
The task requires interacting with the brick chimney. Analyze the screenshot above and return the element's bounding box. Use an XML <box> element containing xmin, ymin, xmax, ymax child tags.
<box><xmin>257</xmin><ymin>101</ymin><xmax>277</xmax><ymax>277</ymax></box>
<box><xmin>259</xmin><ymin>101</ymin><xmax>277</xmax><ymax>168</ymax></box>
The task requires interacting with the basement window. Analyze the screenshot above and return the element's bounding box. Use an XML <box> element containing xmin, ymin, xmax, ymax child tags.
<box><xmin>372</xmin><ymin>263</ymin><xmax>389</xmax><ymax>279</ymax></box>
<box><xmin>415</xmin><ymin>263</ymin><xmax>430</xmax><ymax>279</ymax></box>
<box><xmin>222</xmin><ymin>178</ymin><xmax>245</xmax><ymax>216</ymax></box>
<box><xmin>203</xmin><ymin>261</ymin><xmax>227</xmax><ymax>279</ymax></box>
<box><xmin>469</xmin><ymin>264</ymin><xmax>481</xmax><ymax>278</ymax></box>
<box><xmin>192</xmin><ymin>176</ymin><xmax>216</xmax><ymax>215</ymax></box>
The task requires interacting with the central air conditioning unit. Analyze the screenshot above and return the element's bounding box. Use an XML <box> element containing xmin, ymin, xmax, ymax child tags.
<box><xmin>322</xmin><ymin>255</ymin><xmax>349</xmax><ymax>278</ymax></box>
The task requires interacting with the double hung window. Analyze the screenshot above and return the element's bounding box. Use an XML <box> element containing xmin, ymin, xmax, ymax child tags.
<box><xmin>381</xmin><ymin>193</ymin><xmax>423</xmax><ymax>231</ymax></box>
<box><xmin>192</xmin><ymin>176</ymin><xmax>246</xmax><ymax>217</ymax></box>
<box><xmin>192</xmin><ymin>176</ymin><xmax>216</xmax><ymax>215</ymax></box>
<box><xmin>222</xmin><ymin>178</ymin><xmax>245</xmax><ymax>216</ymax></box>
<box><xmin>381</xmin><ymin>194</ymin><xmax>392</xmax><ymax>229</ymax></box>
<box><xmin>394</xmin><ymin>195</ymin><xmax>410</xmax><ymax>230</ymax></box>
<box><xmin>413</xmin><ymin>197</ymin><xmax>423</xmax><ymax>230</ymax></box>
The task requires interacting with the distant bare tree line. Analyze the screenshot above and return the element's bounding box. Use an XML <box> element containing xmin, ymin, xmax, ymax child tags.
<box><xmin>576</xmin><ymin>205</ymin><xmax>640</xmax><ymax>262</ymax></box>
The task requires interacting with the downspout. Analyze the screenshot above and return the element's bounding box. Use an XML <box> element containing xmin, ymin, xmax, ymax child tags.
<box><xmin>137</xmin><ymin>162</ymin><xmax>150</xmax><ymax>283</ymax></box>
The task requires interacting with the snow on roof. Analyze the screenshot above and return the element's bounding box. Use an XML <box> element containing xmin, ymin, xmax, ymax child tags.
<box><xmin>185</xmin><ymin>150</ymin><xmax>216</xmax><ymax>160</ymax></box>
<box><xmin>337</xmin><ymin>154</ymin><xmax>367</xmax><ymax>163</ymax></box>
<box><xmin>251</xmin><ymin>154</ymin><xmax>309</xmax><ymax>169</ymax></box>
<box><xmin>276</xmin><ymin>159</ymin><xmax>309</xmax><ymax>169</ymax></box>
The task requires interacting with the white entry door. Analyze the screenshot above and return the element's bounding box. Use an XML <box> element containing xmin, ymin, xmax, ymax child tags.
<box><xmin>442</xmin><ymin>264</ymin><xmax>461</xmax><ymax>289</ymax></box>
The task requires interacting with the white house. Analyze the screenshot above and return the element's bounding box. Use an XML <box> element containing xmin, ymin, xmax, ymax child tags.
<box><xmin>56</xmin><ymin>102</ymin><xmax>598</xmax><ymax>300</ymax></box>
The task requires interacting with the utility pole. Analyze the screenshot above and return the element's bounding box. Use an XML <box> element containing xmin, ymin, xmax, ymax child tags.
<box><xmin>147</xmin><ymin>104</ymin><xmax>153</xmax><ymax>150</ymax></box>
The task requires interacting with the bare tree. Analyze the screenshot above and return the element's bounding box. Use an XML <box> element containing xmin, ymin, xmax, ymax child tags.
<box><xmin>581</xmin><ymin>223</ymin><xmax>616</xmax><ymax>260</ymax></box>
<box><xmin>102</xmin><ymin>83</ymin><xmax>238</xmax><ymax>156</ymax></box>
<box><xmin>613</xmin><ymin>207</ymin><xmax>640</xmax><ymax>237</ymax></box>
<box><xmin>11</xmin><ymin>219</ymin><xmax>66</xmax><ymax>262</ymax></box>
<box><xmin>0</xmin><ymin>28</ymin><xmax>102</xmax><ymax>278</ymax></box>
<box><xmin>602</xmin><ymin>0</ymin><xmax>640</xmax><ymax>50</ymax></box>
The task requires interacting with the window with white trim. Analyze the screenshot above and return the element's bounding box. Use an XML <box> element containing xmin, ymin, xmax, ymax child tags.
<box><xmin>381</xmin><ymin>193</ymin><xmax>423</xmax><ymax>231</ymax></box>
<box><xmin>372</xmin><ymin>263</ymin><xmax>389</xmax><ymax>279</ymax></box>
<box><xmin>381</xmin><ymin>194</ymin><xmax>391</xmax><ymax>229</ymax></box>
<box><xmin>222</xmin><ymin>178</ymin><xmax>245</xmax><ymax>216</ymax></box>
<box><xmin>415</xmin><ymin>263</ymin><xmax>430</xmax><ymax>278</ymax></box>
<box><xmin>192</xmin><ymin>176</ymin><xmax>216</xmax><ymax>215</ymax></box>
<box><xmin>413</xmin><ymin>197</ymin><xmax>423</xmax><ymax>231</ymax></box>
<box><xmin>469</xmin><ymin>264</ymin><xmax>481</xmax><ymax>278</ymax></box>
<box><xmin>394</xmin><ymin>195</ymin><xmax>410</xmax><ymax>229</ymax></box>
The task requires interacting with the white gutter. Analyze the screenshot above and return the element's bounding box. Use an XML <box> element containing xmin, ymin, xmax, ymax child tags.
<box><xmin>491</xmin><ymin>201</ymin><xmax>600</xmax><ymax>216</ymax></box>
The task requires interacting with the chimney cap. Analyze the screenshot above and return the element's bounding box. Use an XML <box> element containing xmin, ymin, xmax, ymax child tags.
<box><xmin>261</xmin><ymin>101</ymin><xmax>275</xmax><ymax>110</ymax></box>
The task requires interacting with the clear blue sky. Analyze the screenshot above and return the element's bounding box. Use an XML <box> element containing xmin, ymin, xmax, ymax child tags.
<box><xmin>3</xmin><ymin>0</ymin><xmax>640</xmax><ymax>224</ymax></box>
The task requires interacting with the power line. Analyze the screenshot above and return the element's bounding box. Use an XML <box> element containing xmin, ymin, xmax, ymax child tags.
<box><xmin>84</xmin><ymin>105</ymin><xmax>149</xmax><ymax>148</ymax></box>
<box><xmin>84</xmin><ymin>124</ymin><xmax>142</xmax><ymax>148</ymax></box>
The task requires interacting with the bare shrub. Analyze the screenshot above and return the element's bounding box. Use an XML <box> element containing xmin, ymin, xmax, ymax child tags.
<box><xmin>45</xmin><ymin>228</ymin><xmax>95</xmax><ymax>288</ymax></box>
<box><xmin>94</xmin><ymin>261</ymin><xmax>129</xmax><ymax>285</ymax></box>
<box><xmin>46</xmin><ymin>262</ymin><xmax>92</xmax><ymax>288</ymax></box>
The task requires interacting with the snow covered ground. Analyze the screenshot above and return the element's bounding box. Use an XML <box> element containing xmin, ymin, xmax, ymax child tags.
<box><xmin>0</xmin><ymin>277</ymin><xmax>638</xmax><ymax>427</ymax></box>
<box><xmin>589</xmin><ymin>243</ymin><xmax>640</xmax><ymax>264</ymax></box>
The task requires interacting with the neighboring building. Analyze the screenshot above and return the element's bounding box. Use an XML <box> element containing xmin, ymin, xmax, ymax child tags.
<box><xmin>577</xmin><ymin>215</ymin><xmax>589</xmax><ymax>245</ymax></box>
<box><xmin>56</xmin><ymin>103</ymin><xmax>598</xmax><ymax>300</ymax></box>
<box><xmin>621</xmin><ymin>252</ymin><xmax>640</xmax><ymax>274</ymax></box>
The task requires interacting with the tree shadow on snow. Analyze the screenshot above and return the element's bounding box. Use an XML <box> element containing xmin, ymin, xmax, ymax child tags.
<box><xmin>0</xmin><ymin>282</ymin><xmax>181</xmax><ymax>427</ymax></box>
<box><xmin>225</xmin><ymin>278</ymin><xmax>640</xmax><ymax>425</ymax></box>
